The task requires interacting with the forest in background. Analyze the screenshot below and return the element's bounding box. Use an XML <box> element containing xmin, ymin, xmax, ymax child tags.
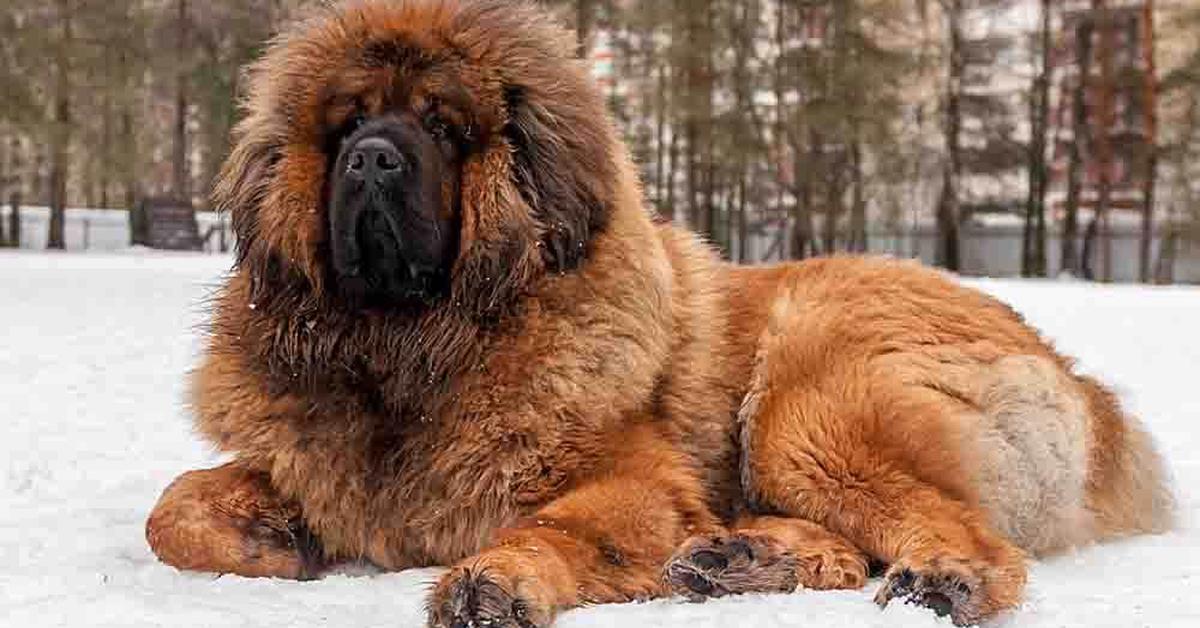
<box><xmin>2</xmin><ymin>1</ymin><xmax>1199</xmax><ymax>282</ymax></box>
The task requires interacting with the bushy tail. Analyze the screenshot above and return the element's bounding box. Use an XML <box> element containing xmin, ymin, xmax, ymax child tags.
<box><xmin>1078</xmin><ymin>376</ymin><xmax>1176</xmax><ymax>540</ymax></box>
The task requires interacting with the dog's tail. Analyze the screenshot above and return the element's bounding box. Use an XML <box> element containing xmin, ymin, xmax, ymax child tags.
<box><xmin>1078</xmin><ymin>375</ymin><xmax>1176</xmax><ymax>540</ymax></box>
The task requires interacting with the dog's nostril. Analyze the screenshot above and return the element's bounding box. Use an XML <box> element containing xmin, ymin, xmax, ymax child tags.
<box><xmin>346</xmin><ymin>136</ymin><xmax>403</xmax><ymax>176</ymax></box>
<box><xmin>376</xmin><ymin>151</ymin><xmax>401</xmax><ymax>172</ymax></box>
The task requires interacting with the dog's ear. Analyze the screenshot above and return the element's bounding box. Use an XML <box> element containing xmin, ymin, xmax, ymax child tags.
<box><xmin>213</xmin><ymin>130</ymin><xmax>278</xmax><ymax>273</ymax></box>
<box><xmin>450</xmin><ymin>81</ymin><xmax>618</xmax><ymax>320</ymax></box>
<box><xmin>451</xmin><ymin>140</ymin><xmax>543</xmax><ymax>320</ymax></box>
<box><xmin>213</xmin><ymin>118</ymin><xmax>323</xmax><ymax>307</ymax></box>
<box><xmin>502</xmin><ymin>84</ymin><xmax>614</xmax><ymax>272</ymax></box>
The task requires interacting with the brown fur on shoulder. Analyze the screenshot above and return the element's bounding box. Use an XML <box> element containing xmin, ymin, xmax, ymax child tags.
<box><xmin>147</xmin><ymin>2</ymin><xmax>1173</xmax><ymax>627</ymax></box>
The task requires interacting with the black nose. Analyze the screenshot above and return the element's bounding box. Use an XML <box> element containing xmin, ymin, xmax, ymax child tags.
<box><xmin>346</xmin><ymin>136</ymin><xmax>404</xmax><ymax>179</ymax></box>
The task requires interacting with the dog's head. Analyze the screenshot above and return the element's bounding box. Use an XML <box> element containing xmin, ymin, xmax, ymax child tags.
<box><xmin>215</xmin><ymin>0</ymin><xmax>619</xmax><ymax>315</ymax></box>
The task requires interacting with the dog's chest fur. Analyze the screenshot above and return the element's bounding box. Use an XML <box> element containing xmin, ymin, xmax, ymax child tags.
<box><xmin>198</xmin><ymin>226</ymin><xmax>767</xmax><ymax>571</ymax></box>
<box><xmin>269</xmin><ymin>387</ymin><xmax>587</xmax><ymax>569</ymax></box>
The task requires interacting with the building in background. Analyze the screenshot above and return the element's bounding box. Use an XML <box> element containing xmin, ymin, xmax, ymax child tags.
<box><xmin>1050</xmin><ymin>1</ymin><xmax>1156</xmax><ymax>221</ymax></box>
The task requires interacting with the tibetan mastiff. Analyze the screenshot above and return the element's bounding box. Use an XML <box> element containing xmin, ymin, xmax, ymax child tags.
<box><xmin>147</xmin><ymin>1</ymin><xmax>1174</xmax><ymax>626</ymax></box>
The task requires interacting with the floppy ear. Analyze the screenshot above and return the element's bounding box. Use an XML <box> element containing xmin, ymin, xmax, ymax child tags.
<box><xmin>213</xmin><ymin>132</ymin><xmax>278</xmax><ymax>272</ymax></box>
<box><xmin>213</xmin><ymin>122</ymin><xmax>321</xmax><ymax>308</ymax></box>
<box><xmin>502</xmin><ymin>84</ymin><xmax>614</xmax><ymax>272</ymax></box>
<box><xmin>450</xmin><ymin>82</ymin><xmax>618</xmax><ymax>320</ymax></box>
<box><xmin>452</xmin><ymin>142</ymin><xmax>544</xmax><ymax>320</ymax></box>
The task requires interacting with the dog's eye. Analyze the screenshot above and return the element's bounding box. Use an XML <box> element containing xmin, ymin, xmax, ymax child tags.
<box><xmin>332</xmin><ymin>113</ymin><xmax>366</xmax><ymax>145</ymax></box>
<box><xmin>426</xmin><ymin>114</ymin><xmax>449</xmax><ymax>139</ymax></box>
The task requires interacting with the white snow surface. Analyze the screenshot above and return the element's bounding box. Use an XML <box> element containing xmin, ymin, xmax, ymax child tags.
<box><xmin>1</xmin><ymin>250</ymin><xmax>1197</xmax><ymax>627</ymax></box>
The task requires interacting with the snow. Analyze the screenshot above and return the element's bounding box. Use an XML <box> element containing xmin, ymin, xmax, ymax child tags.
<box><xmin>1</xmin><ymin>250</ymin><xmax>1198</xmax><ymax>628</ymax></box>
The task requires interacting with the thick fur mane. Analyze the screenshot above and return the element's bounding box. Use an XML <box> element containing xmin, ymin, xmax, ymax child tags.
<box><xmin>210</xmin><ymin>272</ymin><xmax>491</xmax><ymax>417</ymax></box>
<box><xmin>209</xmin><ymin>0</ymin><xmax>627</xmax><ymax>412</ymax></box>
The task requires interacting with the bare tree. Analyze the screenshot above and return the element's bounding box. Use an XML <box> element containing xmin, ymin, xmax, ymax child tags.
<box><xmin>1156</xmin><ymin>4</ymin><xmax>1200</xmax><ymax>283</ymax></box>
<box><xmin>936</xmin><ymin>0</ymin><xmax>965</xmax><ymax>270</ymax></box>
<box><xmin>1023</xmin><ymin>0</ymin><xmax>1052</xmax><ymax>277</ymax></box>
<box><xmin>0</xmin><ymin>2</ymin><xmax>39</xmax><ymax>226</ymax></box>
<box><xmin>7</xmin><ymin>190</ymin><xmax>20</xmax><ymax>248</ymax></box>
<box><xmin>0</xmin><ymin>135</ymin><xmax>7</xmax><ymax>245</ymax></box>
<box><xmin>172</xmin><ymin>0</ymin><xmax>192</xmax><ymax>205</ymax></box>
<box><xmin>1062</xmin><ymin>15</ymin><xmax>1094</xmax><ymax>277</ymax></box>
<box><xmin>1092</xmin><ymin>0</ymin><xmax>1117</xmax><ymax>282</ymax></box>
<box><xmin>1138</xmin><ymin>0</ymin><xmax>1158</xmax><ymax>283</ymax></box>
<box><xmin>47</xmin><ymin>0</ymin><xmax>74</xmax><ymax>250</ymax></box>
<box><xmin>9</xmin><ymin>137</ymin><xmax>21</xmax><ymax>247</ymax></box>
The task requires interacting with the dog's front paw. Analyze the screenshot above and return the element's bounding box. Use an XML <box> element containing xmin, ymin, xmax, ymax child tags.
<box><xmin>427</xmin><ymin>563</ymin><xmax>552</xmax><ymax>628</ymax></box>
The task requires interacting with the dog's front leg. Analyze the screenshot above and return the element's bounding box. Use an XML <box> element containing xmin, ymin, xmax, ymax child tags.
<box><xmin>146</xmin><ymin>462</ymin><xmax>323</xmax><ymax>580</ymax></box>
<box><xmin>426</xmin><ymin>424</ymin><xmax>718</xmax><ymax>628</ymax></box>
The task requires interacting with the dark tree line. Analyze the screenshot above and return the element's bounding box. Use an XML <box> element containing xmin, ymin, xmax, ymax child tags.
<box><xmin>547</xmin><ymin>0</ymin><xmax>1197</xmax><ymax>282</ymax></box>
<box><xmin>0</xmin><ymin>0</ymin><xmax>300</xmax><ymax>249</ymax></box>
<box><xmin>2</xmin><ymin>0</ymin><xmax>1197</xmax><ymax>284</ymax></box>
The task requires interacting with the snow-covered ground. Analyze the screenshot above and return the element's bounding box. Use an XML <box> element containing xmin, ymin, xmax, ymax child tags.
<box><xmin>1</xmin><ymin>250</ymin><xmax>1197</xmax><ymax>627</ymax></box>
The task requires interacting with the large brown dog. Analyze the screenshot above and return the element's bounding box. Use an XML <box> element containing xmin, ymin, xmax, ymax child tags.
<box><xmin>146</xmin><ymin>1</ymin><xmax>1175</xmax><ymax>626</ymax></box>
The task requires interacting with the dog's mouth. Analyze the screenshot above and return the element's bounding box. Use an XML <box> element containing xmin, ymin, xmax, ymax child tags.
<box><xmin>335</xmin><ymin>209</ymin><xmax>444</xmax><ymax>308</ymax></box>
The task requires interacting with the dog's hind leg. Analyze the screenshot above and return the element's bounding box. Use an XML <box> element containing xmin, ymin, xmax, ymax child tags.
<box><xmin>734</xmin><ymin>309</ymin><xmax>1029</xmax><ymax>625</ymax></box>
<box><xmin>146</xmin><ymin>462</ymin><xmax>323</xmax><ymax>580</ymax></box>
<box><xmin>741</xmin><ymin>389</ymin><xmax>1029</xmax><ymax>626</ymax></box>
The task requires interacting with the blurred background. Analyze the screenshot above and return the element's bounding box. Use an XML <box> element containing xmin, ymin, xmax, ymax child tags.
<box><xmin>1</xmin><ymin>0</ymin><xmax>1198</xmax><ymax>283</ymax></box>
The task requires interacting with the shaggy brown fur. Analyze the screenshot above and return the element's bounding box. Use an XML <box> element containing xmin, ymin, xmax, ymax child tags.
<box><xmin>146</xmin><ymin>1</ymin><xmax>1175</xmax><ymax>626</ymax></box>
